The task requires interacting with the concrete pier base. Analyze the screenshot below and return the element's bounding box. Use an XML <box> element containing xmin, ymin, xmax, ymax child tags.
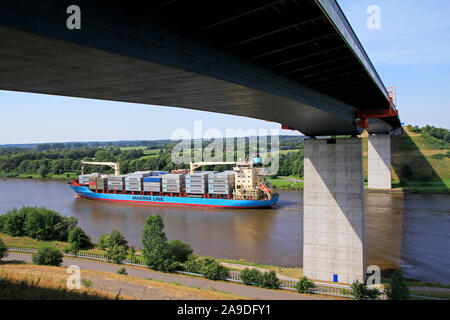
<box><xmin>303</xmin><ymin>137</ymin><xmax>366</xmax><ymax>284</ymax></box>
<box><xmin>368</xmin><ymin>134</ymin><xmax>392</xmax><ymax>189</ymax></box>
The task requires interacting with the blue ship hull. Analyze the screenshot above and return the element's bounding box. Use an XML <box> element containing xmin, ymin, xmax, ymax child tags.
<box><xmin>70</xmin><ymin>185</ymin><xmax>279</xmax><ymax>209</ymax></box>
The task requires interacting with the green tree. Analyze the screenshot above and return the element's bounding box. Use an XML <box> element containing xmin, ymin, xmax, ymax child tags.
<box><xmin>51</xmin><ymin>159</ymin><xmax>65</xmax><ymax>174</ymax></box>
<box><xmin>0</xmin><ymin>238</ymin><xmax>8</xmax><ymax>260</ymax></box>
<box><xmin>240</xmin><ymin>268</ymin><xmax>263</xmax><ymax>285</ymax></box>
<box><xmin>1</xmin><ymin>208</ymin><xmax>27</xmax><ymax>236</ymax></box>
<box><xmin>38</xmin><ymin>164</ymin><xmax>49</xmax><ymax>178</ymax></box>
<box><xmin>105</xmin><ymin>245</ymin><xmax>127</xmax><ymax>264</ymax></box>
<box><xmin>167</xmin><ymin>239</ymin><xmax>193</xmax><ymax>263</ymax></box>
<box><xmin>141</xmin><ymin>215</ymin><xmax>176</xmax><ymax>272</ymax></box>
<box><xmin>97</xmin><ymin>233</ymin><xmax>109</xmax><ymax>250</ymax></box>
<box><xmin>107</xmin><ymin>229</ymin><xmax>129</xmax><ymax>251</ymax></box>
<box><xmin>385</xmin><ymin>269</ymin><xmax>410</xmax><ymax>300</ymax></box>
<box><xmin>32</xmin><ymin>244</ymin><xmax>63</xmax><ymax>266</ymax></box>
<box><xmin>295</xmin><ymin>276</ymin><xmax>316</xmax><ymax>294</ymax></box>
<box><xmin>23</xmin><ymin>207</ymin><xmax>64</xmax><ymax>241</ymax></box>
<box><xmin>68</xmin><ymin>227</ymin><xmax>91</xmax><ymax>251</ymax></box>
<box><xmin>94</xmin><ymin>150</ymin><xmax>115</xmax><ymax>162</ymax></box>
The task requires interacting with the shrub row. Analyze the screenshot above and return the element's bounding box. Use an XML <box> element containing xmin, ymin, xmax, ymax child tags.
<box><xmin>240</xmin><ymin>268</ymin><xmax>281</xmax><ymax>289</ymax></box>
<box><xmin>0</xmin><ymin>206</ymin><xmax>77</xmax><ymax>242</ymax></box>
<box><xmin>184</xmin><ymin>256</ymin><xmax>230</xmax><ymax>281</ymax></box>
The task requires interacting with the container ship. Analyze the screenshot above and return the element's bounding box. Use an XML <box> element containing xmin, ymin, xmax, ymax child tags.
<box><xmin>70</xmin><ymin>158</ymin><xmax>279</xmax><ymax>209</ymax></box>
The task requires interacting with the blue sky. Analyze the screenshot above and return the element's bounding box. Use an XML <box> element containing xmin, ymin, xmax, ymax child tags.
<box><xmin>0</xmin><ymin>0</ymin><xmax>449</xmax><ymax>144</ymax></box>
<box><xmin>339</xmin><ymin>0</ymin><xmax>450</xmax><ymax>127</ymax></box>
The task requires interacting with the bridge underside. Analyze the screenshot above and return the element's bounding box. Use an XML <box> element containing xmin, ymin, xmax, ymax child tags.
<box><xmin>0</xmin><ymin>26</ymin><xmax>357</xmax><ymax>136</ymax></box>
<box><xmin>0</xmin><ymin>0</ymin><xmax>400</xmax><ymax>136</ymax></box>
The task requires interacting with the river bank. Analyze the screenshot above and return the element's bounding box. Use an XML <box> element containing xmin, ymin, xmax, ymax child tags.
<box><xmin>1</xmin><ymin>179</ymin><xmax>449</xmax><ymax>285</ymax></box>
<box><xmin>0</xmin><ymin>233</ymin><xmax>450</xmax><ymax>299</ymax></box>
<box><xmin>268</xmin><ymin>176</ymin><xmax>449</xmax><ymax>194</ymax></box>
<box><xmin>4</xmin><ymin>171</ymin><xmax>448</xmax><ymax>194</ymax></box>
<box><xmin>2</xmin><ymin>172</ymin><xmax>77</xmax><ymax>181</ymax></box>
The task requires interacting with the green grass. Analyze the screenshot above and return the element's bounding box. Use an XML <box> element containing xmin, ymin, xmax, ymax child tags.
<box><xmin>0</xmin><ymin>233</ymin><xmax>106</xmax><ymax>255</ymax></box>
<box><xmin>410</xmin><ymin>290</ymin><xmax>450</xmax><ymax>300</ymax></box>
<box><xmin>392</xmin><ymin>180</ymin><xmax>450</xmax><ymax>194</ymax></box>
<box><xmin>143</xmin><ymin>149</ymin><xmax>161</xmax><ymax>155</ymax></box>
<box><xmin>266</xmin><ymin>177</ymin><xmax>303</xmax><ymax>190</ymax></box>
<box><xmin>4</xmin><ymin>171</ymin><xmax>78</xmax><ymax>181</ymax></box>
<box><xmin>119</xmin><ymin>146</ymin><xmax>148</xmax><ymax>151</ymax></box>
<box><xmin>216</xmin><ymin>258</ymin><xmax>302</xmax><ymax>279</ymax></box>
<box><xmin>406</xmin><ymin>281</ymin><xmax>450</xmax><ymax>290</ymax></box>
<box><xmin>362</xmin><ymin>127</ymin><xmax>449</xmax><ymax>194</ymax></box>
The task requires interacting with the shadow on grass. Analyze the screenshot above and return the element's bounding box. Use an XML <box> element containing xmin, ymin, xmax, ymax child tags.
<box><xmin>0</xmin><ymin>273</ymin><xmax>114</xmax><ymax>300</ymax></box>
<box><xmin>0</xmin><ymin>260</ymin><xmax>26</xmax><ymax>265</ymax></box>
<box><xmin>391</xmin><ymin>134</ymin><xmax>448</xmax><ymax>193</ymax></box>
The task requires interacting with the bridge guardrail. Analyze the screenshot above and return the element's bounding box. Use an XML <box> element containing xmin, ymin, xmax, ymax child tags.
<box><xmin>6</xmin><ymin>246</ymin><xmax>353</xmax><ymax>298</ymax></box>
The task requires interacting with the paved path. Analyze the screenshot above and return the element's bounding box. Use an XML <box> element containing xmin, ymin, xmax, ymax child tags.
<box><xmin>279</xmin><ymin>176</ymin><xmax>303</xmax><ymax>184</ymax></box>
<box><xmin>410</xmin><ymin>287</ymin><xmax>450</xmax><ymax>293</ymax></box>
<box><xmin>5</xmin><ymin>253</ymin><xmax>329</xmax><ymax>300</ymax></box>
<box><xmin>220</xmin><ymin>262</ymin><xmax>298</xmax><ymax>282</ymax></box>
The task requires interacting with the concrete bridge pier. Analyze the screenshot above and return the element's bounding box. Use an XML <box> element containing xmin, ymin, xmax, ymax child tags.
<box><xmin>303</xmin><ymin>137</ymin><xmax>366</xmax><ymax>284</ymax></box>
<box><xmin>368</xmin><ymin>134</ymin><xmax>392</xmax><ymax>189</ymax></box>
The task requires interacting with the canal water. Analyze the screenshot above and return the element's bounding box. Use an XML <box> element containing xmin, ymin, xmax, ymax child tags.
<box><xmin>0</xmin><ymin>179</ymin><xmax>449</xmax><ymax>284</ymax></box>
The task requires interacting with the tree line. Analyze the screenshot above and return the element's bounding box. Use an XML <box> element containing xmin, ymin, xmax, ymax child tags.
<box><xmin>0</xmin><ymin>137</ymin><xmax>306</xmax><ymax>178</ymax></box>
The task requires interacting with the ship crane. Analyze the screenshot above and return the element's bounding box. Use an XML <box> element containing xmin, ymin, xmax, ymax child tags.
<box><xmin>81</xmin><ymin>161</ymin><xmax>120</xmax><ymax>175</ymax></box>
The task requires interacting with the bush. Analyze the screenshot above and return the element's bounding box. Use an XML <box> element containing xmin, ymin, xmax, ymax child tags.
<box><xmin>240</xmin><ymin>268</ymin><xmax>263</xmax><ymax>285</ymax></box>
<box><xmin>117</xmin><ymin>267</ymin><xmax>128</xmax><ymax>275</ymax></box>
<box><xmin>182</xmin><ymin>256</ymin><xmax>229</xmax><ymax>281</ymax></box>
<box><xmin>0</xmin><ymin>238</ymin><xmax>8</xmax><ymax>260</ymax></box>
<box><xmin>32</xmin><ymin>244</ymin><xmax>63</xmax><ymax>266</ymax></box>
<box><xmin>198</xmin><ymin>258</ymin><xmax>229</xmax><ymax>281</ymax></box>
<box><xmin>295</xmin><ymin>276</ymin><xmax>315</xmax><ymax>294</ymax></box>
<box><xmin>1</xmin><ymin>208</ymin><xmax>27</xmax><ymax>236</ymax></box>
<box><xmin>97</xmin><ymin>233</ymin><xmax>109</xmax><ymax>250</ymax></box>
<box><xmin>81</xmin><ymin>279</ymin><xmax>93</xmax><ymax>288</ymax></box>
<box><xmin>385</xmin><ymin>269</ymin><xmax>410</xmax><ymax>300</ymax></box>
<box><xmin>350</xmin><ymin>280</ymin><xmax>380</xmax><ymax>300</ymax></box>
<box><xmin>68</xmin><ymin>227</ymin><xmax>91</xmax><ymax>251</ymax></box>
<box><xmin>183</xmin><ymin>255</ymin><xmax>201</xmax><ymax>273</ymax></box>
<box><xmin>22</xmin><ymin>206</ymin><xmax>77</xmax><ymax>241</ymax></box>
<box><xmin>167</xmin><ymin>239</ymin><xmax>193</xmax><ymax>263</ymax></box>
<box><xmin>259</xmin><ymin>271</ymin><xmax>280</xmax><ymax>289</ymax></box>
<box><xmin>432</xmin><ymin>153</ymin><xmax>445</xmax><ymax>160</ymax></box>
<box><xmin>0</xmin><ymin>214</ymin><xmax>5</xmax><ymax>231</ymax></box>
<box><xmin>107</xmin><ymin>229</ymin><xmax>129</xmax><ymax>251</ymax></box>
<box><xmin>407</xmin><ymin>125</ymin><xmax>421</xmax><ymax>133</ymax></box>
<box><xmin>142</xmin><ymin>215</ymin><xmax>177</xmax><ymax>273</ymax></box>
<box><xmin>105</xmin><ymin>245</ymin><xmax>127</xmax><ymax>264</ymax></box>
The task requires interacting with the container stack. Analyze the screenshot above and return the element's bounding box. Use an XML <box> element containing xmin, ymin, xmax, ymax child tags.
<box><xmin>134</xmin><ymin>171</ymin><xmax>154</xmax><ymax>176</ymax></box>
<box><xmin>88</xmin><ymin>176</ymin><xmax>97</xmax><ymax>190</ymax></box>
<box><xmin>125</xmin><ymin>175</ymin><xmax>143</xmax><ymax>192</ymax></box>
<box><xmin>107</xmin><ymin>175</ymin><xmax>125</xmax><ymax>191</ymax></box>
<box><xmin>162</xmin><ymin>174</ymin><xmax>185</xmax><ymax>193</ymax></box>
<box><xmin>96</xmin><ymin>177</ymin><xmax>108</xmax><ymax>190</ymax></box>
<box><xmin>151</xmin><ymin>171</ymin><xmax>169</xmax><ymax>176</ymax></box>
<box><xmin>79</xmin><ymin>173</ymin><xmax>100</xmax><ymax>185</ymax></box>
<box><xmin>208</xmin><ymin>172</ymin><xmax>235</xmax><ymax>195</ymax></box>
<box><xmin>143</xmin><ymin>176</ymin><xmax>162</xmax><ymax>192</ymax></box>
<box><xmin>185</xmin><ymin>173</ymin><xmax>209</xmax><ymax>194</ymax></box>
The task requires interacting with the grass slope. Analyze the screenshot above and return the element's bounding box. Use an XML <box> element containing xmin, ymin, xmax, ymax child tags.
<box><xmin>363</xmin><ymin>127</ymin><xmax>449</xmax><ymax>193</ymax></box>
